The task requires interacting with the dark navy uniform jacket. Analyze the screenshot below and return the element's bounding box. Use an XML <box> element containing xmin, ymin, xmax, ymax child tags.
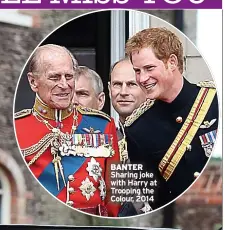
<box><xmin>124</xmin><ymin>79</ymin><xmax>218</xmax><ymax>209</ymax></box>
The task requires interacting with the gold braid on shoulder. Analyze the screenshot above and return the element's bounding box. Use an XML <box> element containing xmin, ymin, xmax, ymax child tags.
<box><xmin>124</xmin><ymin>99</ymin><xmax>155</xmax><ymax>127</ymax></box>
<box><xmin>197</xmin><ymin>80</ymin><xmax>216</xmax><ymax>89</ymax></box>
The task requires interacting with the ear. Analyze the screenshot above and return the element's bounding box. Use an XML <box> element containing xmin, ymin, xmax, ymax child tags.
<box><xmin>108</xmin><ymin>82</ymin><xmax>111</xmax><ymax>100</ymax></box>
<box><xmin>28</xmin><ymin>72</ymin><xmax>38</xmax><ymax>93</ymax></box>
<box><xmin>167</xmin><ymin>54</ymin><xmax>178</xmax><ymax>71</ymax></box>
<box><xmin>97</xmin><ymin>92</ymin><xmax>105</xmax><ymax>111</ymax></box>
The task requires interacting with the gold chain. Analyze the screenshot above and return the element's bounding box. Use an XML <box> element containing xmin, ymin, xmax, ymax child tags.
<box><xmin>26</xmin><ymin>107</ymin><xmax>79</xmax><ymax>190</ymax></box>
<box><xmin>26</xmin><ymin>108</ymin><xmax>79</xmax><ymax>166</ymax></box>
<box><xmin>33</xmin><ymin>107</ymin><xmax>78</xmax><ymax>136</ymax></box>
<box><xmin>22</xmin><ymin>133</ymin><xmax>55</xmax><ymax>156</ymax></box>
<box><xmin>28</xmin><ymin>140</ymin><xmax>53</xmax><ymax>166</ymax></box>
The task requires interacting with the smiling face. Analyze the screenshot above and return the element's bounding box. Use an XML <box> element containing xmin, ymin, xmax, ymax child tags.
<box><xmin>132</xmin><ymin>47</ymin><xmax>175</xmax><ymax>102</ymax></box>
<box><xmin>109</xmin><ymin>60</ymin><xmax>146</xmax><ymax>122</ymax></box>
<box><xmin>28</xmin><ymin>47</ymin><xmax>75</xmax><ymax>110</ymax></box>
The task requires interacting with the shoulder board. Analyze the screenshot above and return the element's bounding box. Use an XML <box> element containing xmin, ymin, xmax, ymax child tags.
<box><xmin>197</xmin><ymin>80</ymin><xmax>216</xmax><ymax>89</ymax></box>
<box><xmin>124</xmin><ymin>99</ymin><xmax>155</xmax><ymax>127</ymax></box>
<box><xmin>15</xmin><ymin>109</ymin><xmax>32</xmax><ymax>119</ymax></box>
<box><xmin>77</xmin><ymin>106</ymin><xmax>111</xmax><ymax>122</ymax></box>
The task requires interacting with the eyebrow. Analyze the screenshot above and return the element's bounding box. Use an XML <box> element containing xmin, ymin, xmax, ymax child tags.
<box><xmin>112</xmin><ymin>80</ymin><xmax>137</xmax><ymax>84</ymax></box>
<box><xmin>111</xmin><ymin>80</ymin><xmax>122</xmax><ymax>83</ymax></box>
<box><xmin>143</xmin><ymin>64</ymin><xmax>155</xmax><ymax>68</ymax></box>
<box><xmin>47</xmin><ymin>73</ymin><xmax>61</xmax><ymax>78</ymax></box>
<box><xmin>133</xmin><ymin>64</ymin><xmax>155</xmax><ymax>70</ymax></box>
<box><xmin>75</xmin><ymin>88</ymin><xmax>89</xmax><ymax>93</ymax></box>
<box><xmin>48</xmin><ymin>71</ymin><xmax>74</xmax><ymax>76</ymax></box>
<box><xmin>127</xmin><ymin>80</ymin><xmax>137</xmax><ymax>84</ymax></box>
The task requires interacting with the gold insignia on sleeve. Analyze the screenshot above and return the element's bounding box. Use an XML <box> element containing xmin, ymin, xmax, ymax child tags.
<box><xmin>14</xmin><ymin>109</ymin><xmax>32</xmax><ymax>119</ymax></box>
<box><xmin>197</xmin><ymin>80</ymin><xmax>216</xmax><ymax>89</ymax></box>
<box><xmin>77</xmin><ymin>106</ymin><xmax>111</xmax><ymax>121</ymax></box>
<box><xmin>200</xmin><ymin>119</ymin><xmax>217</xmax><ymax>129</ymax></box>
<box><xmin>124</xmin><ymin>99</ymin><xmax>155</xmax><ymax>127</ymax></box>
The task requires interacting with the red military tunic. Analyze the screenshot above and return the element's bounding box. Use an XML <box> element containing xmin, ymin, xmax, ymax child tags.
<box><xmin>15</xmin><ymin>97</ymin><xmax>120</xmax><ymax>217</ymax></box>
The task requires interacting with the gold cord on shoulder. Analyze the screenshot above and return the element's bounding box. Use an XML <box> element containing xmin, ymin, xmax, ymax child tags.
<box><xmin>124</xmin><ymin>99</ymin><xmax>155</xmax><ymax>127</ymax></box>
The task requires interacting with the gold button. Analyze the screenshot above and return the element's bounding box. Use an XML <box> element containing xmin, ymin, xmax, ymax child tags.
<box><xmin>176</xmin><ymin>116</ymin><xmax>183</xmax><ymax>123</ymax></box>
<box><xmin>66</xmin><ymin>201</ymin><xmax>74</xmax><ymax>206</ymax></box>
<box><xmin>68</xmin><ymin>175</ymin><xmax>75</xmax><ymax>181</ymax></box>
<box><xmin>194</xmin><ymin>172</ymin><xmax>200</xmax><ymax>178</ymax></box>
<box><xmin>68</xmin><ymin>187</ymin><xmax>75</xmax><ymax>194</ymax></box>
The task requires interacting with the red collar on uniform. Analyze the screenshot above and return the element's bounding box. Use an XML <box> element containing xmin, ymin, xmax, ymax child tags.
<box><xmin>33</xmin><ymin>95</ymin><xmax>74</xmax><ymax>121</ymax></box>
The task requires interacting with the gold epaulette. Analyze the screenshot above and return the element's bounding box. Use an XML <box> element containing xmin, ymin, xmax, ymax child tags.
<box><xmin>15</xmin><ymin>109</ymin><xmax>32</xmax><ymax>119</ymax></box>
<box><xmin>124</xmin><ymin>99</ymin><xmax>155</xmax><ymax>127</ymax></box>
<box><xmin>77</xmin><ymin>106</ymin><xmax>111</xmax><ymax>122</ymax></box>
<box><xmin>197</xmin><ymin>80</ymin><xmax>216</xmax><ymax>89</ymax></box>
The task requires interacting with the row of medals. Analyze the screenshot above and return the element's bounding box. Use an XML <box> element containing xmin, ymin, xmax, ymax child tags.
<box><xmin>53</xmin><ymin>130</ymin><xmax>108</xmax><ymax>203</ymax></box>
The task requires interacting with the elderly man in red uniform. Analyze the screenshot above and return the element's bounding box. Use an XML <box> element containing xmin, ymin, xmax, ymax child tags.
<box><xmin>14</xmin><ymin>44</ymin><xmax>120</xmax><ymax>217</ymax></box>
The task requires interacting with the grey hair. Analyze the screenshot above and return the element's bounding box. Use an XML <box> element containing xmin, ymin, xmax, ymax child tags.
<box><xmin>28</xmin><ymin>44</ymin><xmax>78</xmax><ymax>75</ymax></box>
<box><xmin>75</xmin><ymin>66</ymin><xmax>104</xmax><ymax>95</ymax></box>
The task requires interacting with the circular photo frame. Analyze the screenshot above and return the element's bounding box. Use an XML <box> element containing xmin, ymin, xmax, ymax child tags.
<box><xmin>13</xmin><ymin>10</ymin><xmax>219</xmax><ymax>218</ymax></box>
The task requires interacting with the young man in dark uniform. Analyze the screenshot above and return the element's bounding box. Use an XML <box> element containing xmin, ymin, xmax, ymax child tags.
<box><xmin>124</xmin><ymin>27</ymin><xmax>218</xmax><ymax>209</ymax></box>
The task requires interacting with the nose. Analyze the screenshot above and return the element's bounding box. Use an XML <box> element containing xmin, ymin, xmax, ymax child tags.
<box><xmin>72</xmin><ymin>93</ymin><xmax>79</xmax><ymax>106</ymax></box>
<box><xmin>138</xmin><ymin>71</ymin><xmax>150</xmax><ymax>85</ymax></box>
<box><xmin>120</xmin><ymin>83</ymin><xmax>129</xmax><ymax>96</ymax></box>
<box><xmin>58</xmin><ymin>75</ymin><xmax>68</xmax><ymax>89</ymax></box>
